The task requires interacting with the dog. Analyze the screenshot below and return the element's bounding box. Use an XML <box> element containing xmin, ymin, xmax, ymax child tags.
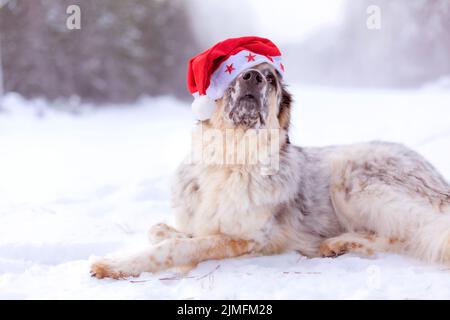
<box><xmin>90</xmin><ymin>62</ymin><xmax>450</xmax><ymax>279</ymax></box>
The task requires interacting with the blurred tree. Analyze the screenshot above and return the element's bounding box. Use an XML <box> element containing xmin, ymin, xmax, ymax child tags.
<box><xmin>0</xmin><ymin>31</ymin><xmax>3</xmax><ymax>96</ymax></box>
<box><xmin>0</xmin><ymin>0</ymin><xmax>8</xmax><ymax>97</ymax></box>
<box><xmin>0</xmin><ymin>0</ymin><xmax>199</xmax><ymax>103</ymax></box>
<box><xmin>285</xmin><ymin>0</ymin><xmax>450</xmax><ymax>88</ymax></box>
<box><xmin>338</xmin><ymin>0</ymin><xmax>450</xmax><ymax>87</ymax></box>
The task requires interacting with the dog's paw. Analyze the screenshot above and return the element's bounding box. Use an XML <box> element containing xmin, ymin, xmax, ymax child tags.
<box><xmin>319</xmin><ymin>239</ymin><xmax>367</xmax><ymax>258</ymax></box>
<box><xmin>90</xmin><ymin>258</ymin><xmax>140</xmax><ymax>280</ymax></box>
<box><xmin>319</xmin><ymin>240</ymin><xmax>351</xmax><ymax>257</ymax></box>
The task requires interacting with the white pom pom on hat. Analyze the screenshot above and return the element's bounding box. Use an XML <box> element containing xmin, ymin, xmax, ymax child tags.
<box><xmin>187</xmin><ymin>36</ymin><xmax>285</xmax><ymax>121</ymax></box>
<box><xmin>191</xmin><ymin>95</ymin><xmax>216</xmax><ymax>121</ymax></box>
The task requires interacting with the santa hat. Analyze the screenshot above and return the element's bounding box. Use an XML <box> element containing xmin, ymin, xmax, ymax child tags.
<box><xmin>187</xmin><ymin>36</ymin><xmax>285</xmax><ymax>120</ymax></box>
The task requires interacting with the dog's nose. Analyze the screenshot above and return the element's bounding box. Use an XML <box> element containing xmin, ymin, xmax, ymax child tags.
<box><xmin>242</xmin><ymin>70</ymin><xmax>263</xmax><ymax>85</ymax></box>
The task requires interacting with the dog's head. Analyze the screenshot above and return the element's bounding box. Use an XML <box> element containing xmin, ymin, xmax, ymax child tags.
<box><xmin>208</xmin><ymin>63</ymin><xmax>292</xmax><ymax>134</ymax></box>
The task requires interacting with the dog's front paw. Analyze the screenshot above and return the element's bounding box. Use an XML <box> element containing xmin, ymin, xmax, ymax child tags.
<box><xmin>90</xmin><ymin>258</ymin><xmax>140</xmax><ymax>280</ymax></box>
<box><xmin>319</xmin><ymin>240</ymin><xmax>349</xmax><ymax>257</ymax></box>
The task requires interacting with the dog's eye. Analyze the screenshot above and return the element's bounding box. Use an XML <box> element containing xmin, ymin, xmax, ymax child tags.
<box><xmin>266</xmin><ymin>73</ymin><xmax>275</xmax><ymax>84</ymax></box>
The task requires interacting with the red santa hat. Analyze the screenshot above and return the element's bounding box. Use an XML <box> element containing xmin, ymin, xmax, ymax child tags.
<box><xmin>187</xmin><ymin>36</ymin><xmax>285</xmax><ymax>120</ymax></box>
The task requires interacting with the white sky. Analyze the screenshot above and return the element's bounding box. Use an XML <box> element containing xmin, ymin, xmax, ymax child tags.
<box><xmin>247</xmin><ymin>0</ymin><xmax>345</xmax><ymax>43</ymax></box>
<box><xmin>189</xmin><ymin>0</ymin><xmax>346</xmax><ymax>46</ymax></box>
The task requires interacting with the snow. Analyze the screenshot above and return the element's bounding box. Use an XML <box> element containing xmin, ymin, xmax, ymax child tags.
<box><xmin>0</xmin><ymin>86</ymin><xmax>450</xmax><ymax>299</ymax></box>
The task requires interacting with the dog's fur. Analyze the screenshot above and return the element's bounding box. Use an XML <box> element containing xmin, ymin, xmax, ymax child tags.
<box><xmin>91</xmin><ymin>63</ymin><xmax>450</xmax><ymax>279</ymax></box>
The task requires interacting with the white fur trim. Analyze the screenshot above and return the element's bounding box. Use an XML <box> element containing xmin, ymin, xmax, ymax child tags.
<box><xmin>191</xmin><ymin>94</ymin><xmax>216</xmax><ymax>121</ymax></box>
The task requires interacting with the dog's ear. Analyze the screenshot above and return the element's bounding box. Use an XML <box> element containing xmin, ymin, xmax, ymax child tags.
<box><xmin>278</xmin><ymin>85</ymin><xmax>293</xmax><ymax>134</ymax></box>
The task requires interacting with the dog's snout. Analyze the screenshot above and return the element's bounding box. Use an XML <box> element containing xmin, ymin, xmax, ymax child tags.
<box><xmin>242</xmin><ymin>70</ymin><xmax>263</xmax><ymax>85</ymax></box>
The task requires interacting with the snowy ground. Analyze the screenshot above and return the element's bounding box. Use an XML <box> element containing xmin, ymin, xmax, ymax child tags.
<box><xmin>0</xmin><ymin>85</ymin><xmax>450</xmax><ymax>299</ymax></box>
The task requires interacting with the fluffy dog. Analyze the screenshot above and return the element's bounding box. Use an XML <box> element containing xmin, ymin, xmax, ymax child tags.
<box><xmin>91</xmin><ymin>62</ymin><xmax>450</xmax><ymax>279</ymax></box>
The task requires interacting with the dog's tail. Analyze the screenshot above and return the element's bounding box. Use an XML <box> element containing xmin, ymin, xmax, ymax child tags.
<box><xmin>408</xmin><ymin>212</ymin><xmax>450</xmax><ymax>264</ymax></box>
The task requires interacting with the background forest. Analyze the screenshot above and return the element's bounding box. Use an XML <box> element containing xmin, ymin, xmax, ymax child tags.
<box><xmin>0</xmin><ymin>0</ymin><xmax>449</xmax><ymax>104</ymax></box>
